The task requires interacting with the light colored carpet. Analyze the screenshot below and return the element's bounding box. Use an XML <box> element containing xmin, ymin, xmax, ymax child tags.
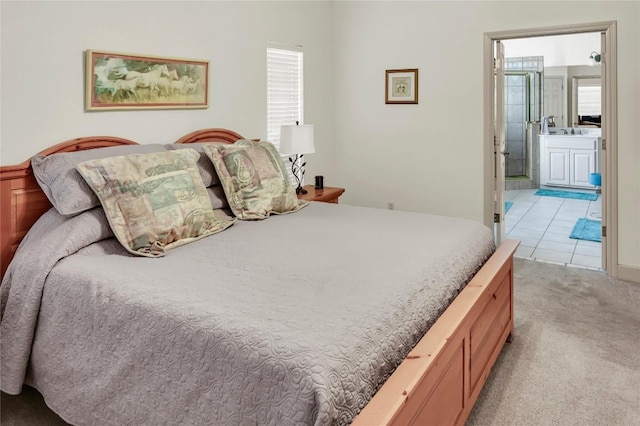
<box><xmin>2</xmin><ymin>258</ymin><xmax>639</xmax><ymax>425</ymax></box>
<box><xmin>467</xmin><ymin>258</ymin><xmax>640</xmax><ymax>426</ymax></box>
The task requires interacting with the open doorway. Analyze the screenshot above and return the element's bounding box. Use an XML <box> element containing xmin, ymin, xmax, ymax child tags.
<box><xmin>502</xmin><ymin>33</ymin><xmax>603</xmax><ymax>270</ymax></box>
<box><xmin>484</xmin><ymin>21</ymin><xmax>618</xmax><ymax>275</ymax></box>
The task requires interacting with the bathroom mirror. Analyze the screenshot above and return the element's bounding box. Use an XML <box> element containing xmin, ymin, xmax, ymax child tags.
<box><xmin>572</xmin><ymin>76</ymin><xmax>601</xmax><ymax>127</ymax></box>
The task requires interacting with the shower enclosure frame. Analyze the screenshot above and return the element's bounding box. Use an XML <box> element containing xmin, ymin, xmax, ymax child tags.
<box><xmin>504</xmin><ymin>69</ymin><xmax>543</xmax><ymax>183</ymax></box>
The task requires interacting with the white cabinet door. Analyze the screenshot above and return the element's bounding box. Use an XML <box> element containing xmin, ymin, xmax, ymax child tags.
<box><xmin>570</xmin><ymin>149</ymin><xmax>596</xmax><ymax>187</ymax></box>
<box><xmin>546</xmin><ymin>148</ymin><xmax>570</xmax><ymax>186</ymax></box>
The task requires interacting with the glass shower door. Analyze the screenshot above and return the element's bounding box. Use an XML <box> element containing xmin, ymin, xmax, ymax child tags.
<box><xmin>504</xmin><ymin>69</ymin><xmax>542</xmax><ymax>180</ymax></box>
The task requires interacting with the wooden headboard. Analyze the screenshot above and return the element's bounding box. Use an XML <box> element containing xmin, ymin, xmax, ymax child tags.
<box><xmin>174</xmin><ymin>128</ymin><xmax>247</xmax><ymax>144</ymax></box>
<box><xmin>0</xmin><ymin>128</ymin><xmax>248</xmax><ymax>278</ymax></box>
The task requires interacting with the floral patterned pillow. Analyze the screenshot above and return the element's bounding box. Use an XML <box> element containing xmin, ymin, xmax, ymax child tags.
<box><xmin>32</xmin><ymin>143</ymin><xmax>167</xmax><ymax>216</ymax></box>
<box><xmin>76</xmin><ymin>149</ymin><xmax>234</xmax><ymax>257</ymax></box>
<box><xmin>202</xmin><ymin>140</ymin><xmax>307</xmax><ymax>220</ymax></box>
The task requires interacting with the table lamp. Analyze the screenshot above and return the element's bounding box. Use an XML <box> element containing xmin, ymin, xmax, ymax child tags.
<box><xmin>280</xmin><ymin>122</ymin><xmax>315</xmax><ymax>194</ymax></box>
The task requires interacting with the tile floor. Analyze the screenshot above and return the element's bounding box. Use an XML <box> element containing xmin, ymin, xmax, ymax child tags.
<box><xmin>504</xmin><ymin>188</ymin><xmax>603</xmax><ymax>270</ymax></box>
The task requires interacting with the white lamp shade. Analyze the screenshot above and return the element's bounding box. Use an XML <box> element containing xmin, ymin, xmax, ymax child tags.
<box><xmin>280</xmin><ymin>124</ymin><xmax>315</xmax><ymax>155</ymax></box>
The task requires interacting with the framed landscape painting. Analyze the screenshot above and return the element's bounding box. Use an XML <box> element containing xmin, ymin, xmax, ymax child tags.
<box><xmin>86</xmin><ymin>50</ymin><xmax>209</xmax><ymax>111</ymax></box>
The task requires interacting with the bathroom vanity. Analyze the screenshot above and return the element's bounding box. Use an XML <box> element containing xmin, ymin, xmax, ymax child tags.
<box><xmin>539</xmin><ymin>134</ymin><xmax>600</xmax><ymax>188</ymax></box>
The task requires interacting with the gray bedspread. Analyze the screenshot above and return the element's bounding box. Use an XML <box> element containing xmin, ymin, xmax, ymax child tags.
<box><xmin>1</xmin><ymin>202</ymin><xmax>494</xmax><ymax>425</ymax></box>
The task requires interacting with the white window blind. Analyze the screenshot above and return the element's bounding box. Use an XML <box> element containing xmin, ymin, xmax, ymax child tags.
<box><xmin>577</xmin><ymin>86</ymin><xmax>601</xmax><ymax>116</ymax></box>
<box><xmin>575</xmin><ymin>77</ymin><xmax>601</xmax><ymax>117</ymax></box>
<box><xmin>267</xmin><ymin>46</ymin><xmax>303</xmax><ymax>151</ymax></box>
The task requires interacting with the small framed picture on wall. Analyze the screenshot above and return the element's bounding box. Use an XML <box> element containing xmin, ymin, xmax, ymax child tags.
<box><xmin>385</xmin><ymin>68</ymin><xmax>418</xmax><ymax>104</ymax></box>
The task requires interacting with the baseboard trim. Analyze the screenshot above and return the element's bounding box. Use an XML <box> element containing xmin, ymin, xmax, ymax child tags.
<box><xmin>616</xmin><ymin>265</ymin><xmax>640</xmax><ymax>284</ymax></box>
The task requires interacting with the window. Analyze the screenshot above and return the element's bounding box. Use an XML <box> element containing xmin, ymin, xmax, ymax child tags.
<box><xmin>577</xmin><ymin>86</ymin><xmax>601</xmax><ymax>115</ymax></box>
<box><xmin>573</xmin><ymin>76</ymin><xmax>601</xmax><ymax>127</ymax></box>
<box><xmin>267</xmin><ymin>45</ymin><xmax>303</xmax><ymax>152</ymax></box>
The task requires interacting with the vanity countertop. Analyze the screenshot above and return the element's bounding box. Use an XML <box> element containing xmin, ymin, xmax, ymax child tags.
<box><xmin>540</xmin><ymin>134</ymin><xmax>600</xmax><ymax>138</ymax></box>
<box><xmin>541</xmin><ymin>128</ymin><xmax>601</xmax><ymax>137</ymax></box>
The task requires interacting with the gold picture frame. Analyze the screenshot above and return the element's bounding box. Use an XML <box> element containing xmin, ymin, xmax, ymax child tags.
<box><xmin>85</xmin><ymin>50</ymin><xmax>209</xmax><ymax>111</ymax></box>
<box><xmin>385</xmin><ymin>68</ymin><xmax>418</xmax><ymax>104</ymax></box>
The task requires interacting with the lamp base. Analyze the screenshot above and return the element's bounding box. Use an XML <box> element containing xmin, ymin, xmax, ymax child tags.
<box><xmin>296</xmin><ymin>185</ymin><xmax>308</xmax><ymax>195</ymax></box>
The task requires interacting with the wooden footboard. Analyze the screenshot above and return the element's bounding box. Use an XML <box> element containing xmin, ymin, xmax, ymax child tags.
<box><xmin>353</xmin><ymin>239</ymin><xmax>519</xmax><ymax>425</ymax></box>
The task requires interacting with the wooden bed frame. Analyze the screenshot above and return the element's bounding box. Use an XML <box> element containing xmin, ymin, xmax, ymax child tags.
<box><xmin>0</xmin><ymin>128</ymin><xmax>518</xmax><ymax>426</ymax></box>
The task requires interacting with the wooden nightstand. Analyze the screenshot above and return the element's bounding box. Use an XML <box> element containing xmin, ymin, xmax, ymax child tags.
<box><xmin>297</xmin><ymin>185</ymin><xmax>345</xmax><ymax>204</ymax></box>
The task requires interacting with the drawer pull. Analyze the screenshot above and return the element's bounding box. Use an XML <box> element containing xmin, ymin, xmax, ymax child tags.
<box><xmin>492</xmin><ymin>293</ymin><xmax>497</xmax><ymax>300</ymax></box>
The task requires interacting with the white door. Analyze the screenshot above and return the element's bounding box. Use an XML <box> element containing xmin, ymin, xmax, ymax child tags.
<box><xmin>494</xmin><ymin>41</ymin><xmax>506</xmax><ymax>245</ymax></box>
<box><xmin>544</xmin><ymin>76</ymin><xmax>565</xmax><ymax>127</ymax></box>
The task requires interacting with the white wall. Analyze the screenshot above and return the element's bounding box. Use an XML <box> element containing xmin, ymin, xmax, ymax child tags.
<box><xmin>545</xmin><ymin>65</ymin><xmax>603</xmax><ymax>127</ymax></box>
<box><xmin>333</xmin><ymin>1</ymin><xmax>639</xmax><ymax>268</ymax></box>
<box><xmin>0</xmin><ymin>1</ymin><xmax>335</xmax><ymax>182</ymax></box>
<box><xmin>2</xmin><ymin>1</ymin><xmax>640</xmax><ymax>271</ymax></box>
<box><xmin>503</xmin><ymin>33</ymin><xmax>601</xmax><ymax>67</ymax></box>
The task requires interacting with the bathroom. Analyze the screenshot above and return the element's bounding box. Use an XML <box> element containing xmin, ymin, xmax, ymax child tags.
<box><xmin>501</xmin><ymin>33</ymin><xmax>604</xmax><ymax>270</ymax></box>
<box><xmin>502</xmin><ymin>36</ymin><xmax>602</xmax><ymax>191</ymax></box>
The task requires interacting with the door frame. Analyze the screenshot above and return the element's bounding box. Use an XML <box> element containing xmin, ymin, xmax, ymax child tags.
<box><xmin>483</xmin><ymin>21</ymin><xmax>618</xmax><ymax>276</ymax></box>
<box><xmin>494</xmin><ymin>41</ymin><xmax>505</xmax><ymax>245</ymax></box>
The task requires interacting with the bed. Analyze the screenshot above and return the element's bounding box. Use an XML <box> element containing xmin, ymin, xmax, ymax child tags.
<box><xmin>0</xmin><ymin>128</ymin><xmax>518</xmax><ymax>425</ymax></box>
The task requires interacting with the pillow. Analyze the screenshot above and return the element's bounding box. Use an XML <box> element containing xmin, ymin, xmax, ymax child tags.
<box><xmin>165</xmin><ymin>142</ymin><xmax>227</xmax><ymax>187</ymax></box>
<box><xmin>206</xmin><ymin>185</ymin><xmax>229</xmax><ymax>210</ymax></box>
<box><xmin>32</xmin><ymin>144</ymin><xmax>167</xmax><ymax>216</ymax></box>
<box><xmin>166</xmin><ymin>144</ymin><xmax>229</xmax><ymax>208</ymax></box>
<box><xmin>202</xmin><ymin>140</ymin><xmax>307</xmax><ymax>220</ymax></box>
<box><xmin>76</xmin><ymin>149</ymin><xmax>234</xmax><ymax>257</ymax></box>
